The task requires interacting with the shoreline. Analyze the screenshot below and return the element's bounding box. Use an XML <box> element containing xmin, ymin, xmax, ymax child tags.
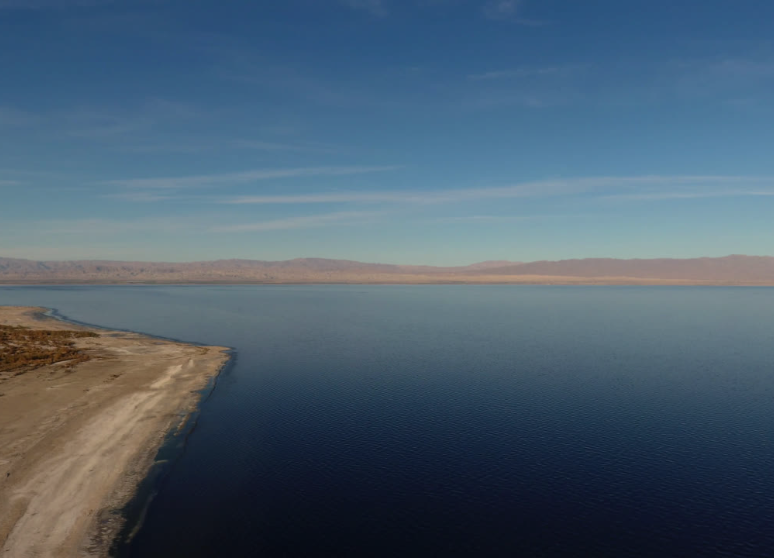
<box><xmin>0</xmin><ymin>306</ymin><xmax>231</xmax><ymax>557</ymax></box>
<box><xmin>3</xmin><ymin>280</ymin><xmax>774</xmax><ymax>287</ymax></box>
<box><xmin>110</xmin><ymin>351</ymin><xmax>235</xmax><ymax>557</ymax></box>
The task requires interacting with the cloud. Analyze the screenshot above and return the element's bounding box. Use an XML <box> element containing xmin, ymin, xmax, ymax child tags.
<box><xmin>0</xmin><ymin>106</ymin><xmax>40</xmax><ymax>129</ymax></box>
<box><xmin>433</xmin><ymin>214</ymin><xmax>537</xmax><ymax>223</ymax></box>
<box><xmin>12</xmin><ymin>211</ymin><xmax>382</xmax><ymax>240</ymax></box>
<box><xmin>708</xmin><ymin>58</ymin><xmax>774</xmax><ymax>80</ymax></box>
<box><xmin>102</xmin><ymin>165</ymin><xmax>400</xmax><ymax>189</ymax></box>
<box><xmin>603</xmin><ymin>190</ymin><xmax>774</xmax><ymax>201</ymax></box>
<box><xmin>66</xmin><ymin>110</ymin><xmax>153</xmax><ymax>137</ymax></box>
<box><xmin>117</xmin><ymin>138</ymin><xmax>343</xmax><ymax>154</ymax></box>
<box><xmin>218</xmin><ymin>181</ymin><xmax>550</xmax><ymax>205</ymax></box>
<box><xmin>667</xmin><ymin>55</ymin><xmax>774</xmax><ymax>105</ymax></box>
<box><xmin>65</xmin><ymin>100</ymin><xmax>200</xmax><ymax>138</ymax></box>
<box><xmin>468</xmin><ymin>65</ymin><xmax>586</xmax><ymax>81</ymax></box>
<box><xmin>461</xmin><ymin>65</ymin><xmax>588</xmax><ymax>110</ymax></box>
<box><xmin>462</xmin><ymin>92</ymin><xmax>564</xmax><ymax>109</ymax></box>
<box><xmin>103</xmin><ymin>191</ymin><xmax>177</xmax><ymax>202</ymax></box>
<box><xmin>118</xmin><ymin>143</ymin><xmax>215</xmax><ymax>154</ymax></box>
<box><xmin>212</xmin><ymin>211</ymin><xmax>382</xmax><ymax>232</ymax></box>
<box><xmin>38</xmin><ymin>217</ymin><xmax>191</xmax><ymax>235</ymax></box>
<box><xmin>232</xmin><ymin>140</ymin><xmax>342</xmax><ymax>153</ymax></box>
<box><xmin>0</xmin><ymin>168</ymin><xmax>71</xmax><ymax>181</ymax></box>
<box><xmin>0</xmin><ymin>180</ymin><xmax>21</xmax><ymax>186</ymax></box>
<box><xmin>0</xmin><ymin>0</ymin><xmax>115</xmax><ymax>9</ymax></box>
<box><xmin>483</xmin><ymin>0</ymin><xmax>521</xmax><ymax>19</ymax></box>
<box><xmin>482</xmin><ymin>0</ymin><xmax>547</xmax><ymax>25</ymax></box>
<box><xmin>221</xmin><ymin>175</ymin><xmax>774</xmax><ymax>206</ymax></box>
<box><xmin>222</xmin><ymin>63</ymin><xmax>397</xmax><ymax>109</ymax></box>
<box><xmin>0</xmin><ymin>243</ymin><xmax>146</xmax><ymax>261</ymax></box>
<box><xmin>219</xmin><ymin>180</ymin><xmax>574</xmax><ymax>205</ymax></box>
<box><xmin>0</xmin><ymin>99</ymin><xmax>199</xmax><ymax>139</ymax></box>
<box><xmin>233</xmin><ymin>141</ymin><xmax>314</xmax><ymax>151</ymax></box>
<box><xmin>340</xmin><ymin>0</ymin><xmax>387</xmax><ymax>17</ymax></box>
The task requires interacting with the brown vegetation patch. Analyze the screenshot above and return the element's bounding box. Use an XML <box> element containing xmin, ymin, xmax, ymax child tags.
<box><xmin>0</xmin><ymin>325</ymin><xmax>99</xmax><ymax>376</ymax></box>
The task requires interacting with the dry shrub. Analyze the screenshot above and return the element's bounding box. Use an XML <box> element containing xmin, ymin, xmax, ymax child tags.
<box><xmin>0</xmin><ymin>325</ymin><xmax>99</xmax><ymax>374</ymax></box>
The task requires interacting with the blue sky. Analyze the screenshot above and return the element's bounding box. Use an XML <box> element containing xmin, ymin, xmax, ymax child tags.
<box><xmin>1</xmin><ymin>0</ymin><xmax>773</xmax><ymax>264</ymax></box>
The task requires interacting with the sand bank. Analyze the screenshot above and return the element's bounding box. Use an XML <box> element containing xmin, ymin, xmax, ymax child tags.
<box><xmin>0</xmin><ymin>307</ymin><xmax>230</xmax><ymax>557</ymax></box>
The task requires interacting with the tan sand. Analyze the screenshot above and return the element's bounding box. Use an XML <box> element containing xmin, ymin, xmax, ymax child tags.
<box><xmin>0</xmin><ymin>306</ymin><xmax>230</xmax><ymax>557</ymax></box>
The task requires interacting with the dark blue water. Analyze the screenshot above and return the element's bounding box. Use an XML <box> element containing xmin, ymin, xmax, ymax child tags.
<box><xmin>2</xmin><ymin>286</ymin><xmax>774</xmax><ymax>557</ymax></box>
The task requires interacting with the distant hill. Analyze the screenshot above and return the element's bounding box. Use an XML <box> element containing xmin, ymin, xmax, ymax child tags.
<box><xmin>477</xmin><ymin>255</ymin><xmax>774</xmax><ymax>282</ymax></box>
<box><xmin>0</xmin><ymin>256</ymin><xmax>772</xmax><ymax>285</ymax></box>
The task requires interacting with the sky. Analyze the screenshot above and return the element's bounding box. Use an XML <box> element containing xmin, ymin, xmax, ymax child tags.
<box><xmin>1</xmin><ymin>0</ymin><xmax>773</xmax><ymax>265</ymax></box>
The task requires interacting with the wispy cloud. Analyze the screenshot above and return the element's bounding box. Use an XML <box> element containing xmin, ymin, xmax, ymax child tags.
<box><xmin>707</xmin><ymin>58</ymin><xmax>774</xmax><ymax>80</ymax></box>
<box><xmin>216</xmin><ymin>180</ymin><xmax>569</xmax><ymax>205</ymax></box>
<box><xmin>468</xmin><ymin>65</ymin><xmax>586</xmax><ymax>81</ymax></box>
<box><xmin>222</xmin><ymin>64</ymin><xmax>397</xmax><ymax>109</ymax></box>
<box><xmin>603</xmin><ymin>190</ymin><xmax>774</xmax><ymax>201</ymax></box>
<box><xmin>482</xmin><ymin>0</ymin><xmax>545</xmax><ymax>25</ymax></box>
<box><xmin>234</xmin><ymin>140</ymin><xmax>316</xmax><ymax>152</ymax></box>
<box><xmin>103</xmin><ymin>191</ymin><xmax>177</xmax><ymax>203</ymax></box>
<box><xmin>340</xmin><ymin>0</ymin><xmax>387</xmax><ymax>17</ymax></box>
<box><xmin>0</xmin><ymin>0</ymin><xmax>115</xmax><ymax>9</ymax></box>
<box><xmin>0</xmin><ymin>106</ymin><xmax>40</xmax><ymax>129</ymax></box>
<box><xmin>210</xmin><ymin>40</ymin><xmax>408</xmax><ymax>110</ymax></box>
<box><xmin>118</xmin><ymin>143</ymin><xmax>215</xmax><ymax>154</ymax></box>
<box><xmin>0</xmin><ymin>180</ymin><xmax>21</xmax><ymax>186</ymax></box>
<box><xmin>483</xmin><ymin>0</ymin><xmax>520</xmax><ymax>19</ymax></box>
<box><xmin>433</xmin><ymin>214</ymin><xmax>537</xmax><ymax>223</ymax></box>
<box><xmin>461</xmin><ymin>64</ymin><xmax>587</xmax><ymax>109</ymax></box>
<box><xmin>232</xmin><ymin>139</ymin><xmax>343</xmax><ymax>153</ymax></box>
<box><xmin>39</xmin><ymin>217</ymin><xmax>192</xmax><ymax>235</ymax></box>
<box><xmin>66</xmin><ymin>109</ymin><xmax>153</xmax><ymax>137</ymax></box>
<box><xmin>0</xmin><ymin>168</ymin><xmax>71</xmax><ymax>180</ymax></box>
<box><xmin>667</xmin><ymin>54</ymin><xmax>774</xmax><ymax>105</ymax></box>
<box><xmin>221</xmin><ymin>175</ymin><xmax>774</xmax><ymax>206</ymax></box>
<box><xmin>0</xmin><ymin>243</ymin><xmax>152</xmax><ymax>261</ymax></box>
<box><xmin>212</xmin><ymin>211</ymin><xmax>383</xmax><ymax>232</ymax></box>
<box><xmin>0</xmin><ymin>99</ymin><xmax>202</xmax><ymax>139</ymax></box>
<box><xmin>103</xmin><ymin>165</ymin><xmax>400</xmax><ymax>189</ymax></box>
<box><xmin>117</xmin><ymin>138</ymin><xmax>344</xmax><ymax>154</ymax></box>
<box><xmin>11</xmin><ymin>211</ymin><xmax>384</xmax><ymax>240</ymax></box>
<box><xmin>66</xmin><ymin>99</ymin><xmax>201</xmax><ymax>138</ymax></box>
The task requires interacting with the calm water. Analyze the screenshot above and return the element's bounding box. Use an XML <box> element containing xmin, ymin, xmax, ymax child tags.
<box><xmin>2</xmin><ymin>286</ymin><xmax>774</xmax><ymax>557</ymax></box>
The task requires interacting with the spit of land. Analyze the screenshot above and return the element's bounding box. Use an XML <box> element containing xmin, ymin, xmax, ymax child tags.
<box><xmin>0</xmin><ymin>306</ymin><xmax>230</xmax><ymax>557</ymax></box>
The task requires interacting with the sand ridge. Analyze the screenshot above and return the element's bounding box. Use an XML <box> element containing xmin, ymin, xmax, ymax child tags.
<box><xmin>0</xmin><ymin>306</ymin><xmax>230</xmax><ymax>557</ymax></box>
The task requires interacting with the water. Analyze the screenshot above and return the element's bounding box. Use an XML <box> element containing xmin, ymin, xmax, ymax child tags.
<box><xmin>2</xmin><ymin>285</ymin><xmax>774</xmax><ymax>557</ymax></box>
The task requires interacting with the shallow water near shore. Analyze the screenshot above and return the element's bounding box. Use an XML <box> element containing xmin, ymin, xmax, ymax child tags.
<box><xmin>2</xmin><ymin>285</ymin><xmax>774</xmax><ymax>557</ymax></box>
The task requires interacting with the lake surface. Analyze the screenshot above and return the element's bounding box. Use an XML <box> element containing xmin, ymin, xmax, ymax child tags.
<box><xmin>1</xmin><ymin>285</ymin><xmax>773</xmax><ymax>557</ymax></box>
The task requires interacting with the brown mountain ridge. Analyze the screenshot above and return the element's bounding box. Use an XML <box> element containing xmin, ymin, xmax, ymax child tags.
<box><xmin>1</xmin><ymin>255</ymin><xmax>773</xmax><ymax>285</ymax></box>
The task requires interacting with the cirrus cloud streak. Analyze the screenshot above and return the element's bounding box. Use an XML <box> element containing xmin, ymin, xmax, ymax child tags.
<box><xmin>219</xmin><ymin>175</ymin><xmax>774</xmax><ymax>206</ymax></box>
<box><xmin>102</xmin><ymin>165</ymin><xmax>401</xmax><ymax>189</ymax></box>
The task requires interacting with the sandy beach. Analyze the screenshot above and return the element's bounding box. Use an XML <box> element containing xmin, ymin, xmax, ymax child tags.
<box><xmin>0</xmin><ymin>306</ymin><xmax>230</xmax><ymax>557</ymax></box>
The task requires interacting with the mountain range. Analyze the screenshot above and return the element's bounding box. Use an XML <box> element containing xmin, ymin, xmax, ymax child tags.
<box><xmin>1</xmin><ymin>255</ymin><xmax>773</xmax><ymax>285</ymax></box>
